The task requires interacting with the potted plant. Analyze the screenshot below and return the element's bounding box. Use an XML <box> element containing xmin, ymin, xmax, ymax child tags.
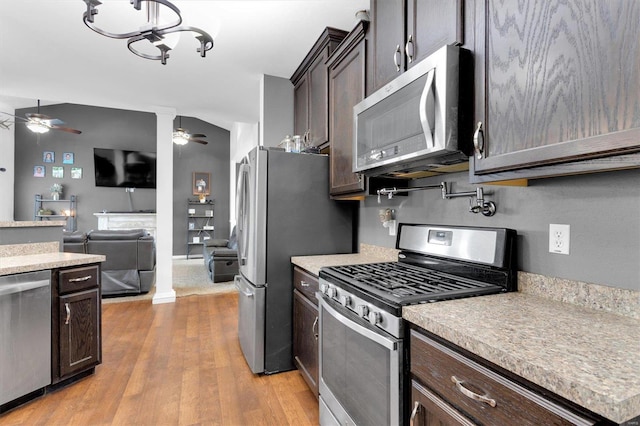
<box><xmin>50</xmin><ymin>183</ymin><xmax>63</xmax><ymax>200</ymax></box>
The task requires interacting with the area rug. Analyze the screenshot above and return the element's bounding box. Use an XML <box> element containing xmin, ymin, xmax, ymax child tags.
<box><xmin>102</xmin><ymin>258</ymin><xmax>236</xmax><ymax>304</ymax></box>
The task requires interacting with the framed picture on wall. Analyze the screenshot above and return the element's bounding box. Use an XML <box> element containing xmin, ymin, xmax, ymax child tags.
<box><xmin>34</xmin><ymin>165</ymin><xmax>45</xmax><ymax>177</ymax></box>
<box><xmin>71</xmin><ymin>167</ymin><xmax>83</xmax><ymax>179</ymax></box>
<box><xmin>63</xmin><ymin>152</ymin><xmax>74</xmax><ymax>164</ymax></box>
<box><xmin>192</xmin><ymin>172</ymin><xmax>211</xmax><ymax>195</ymax></box>
<box><xmin>43</xmin><ymin>151</ymin><xmax>54</xmax><ymax>163</ymax></box>
<box><xmin>52</xmin><ymin>166</ymin><xmax>64</xmax><ymax>178</ymax></box>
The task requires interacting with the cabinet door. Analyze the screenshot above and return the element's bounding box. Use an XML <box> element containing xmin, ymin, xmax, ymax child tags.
<box><xmin>410</xmin><ymin>379</ymin><xmax>475</xmax><ymax>426</ymax></box>
<box><xmin>308</xmin><ymin>49</ymin><xmax>330</xmax><ymax>148</ymax></box>
<box><xmin>59</xmin><ymin>289</ymin><xmax>101</xmax><ymax>379</ymax></box>
<box><xmin>293</xmin><ymin>289</ymin><xmax>319</xmax><ymax>397</ymax></box>
<box><xmin>473</xmin><ymin>0</ymin><xmax>640</xmax><ymax>177</ymax></box>
<box><xmin>368</xmin><ymin>0</ymin><xmax>405</xmax><ymax>94</ymax></box>
<box><xmin>294</xmin><ymin>75</ymin><xmax>309</xmax><ymax>138</ymax></box>
<box><xmin>406</xmin><ymin>0</ymin><xmax>464</xmax><ymax>69</ymax></box>
<box><xmin>329</xmin><ymin>38</ymin><xmax>366</xmax><ymax>196</ymax></box>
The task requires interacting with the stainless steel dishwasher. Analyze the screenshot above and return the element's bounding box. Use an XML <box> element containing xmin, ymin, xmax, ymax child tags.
<box><xmin>0</xmin><ymin>270</ymin><xmax>52</xmax><ymax>407</ymax></box>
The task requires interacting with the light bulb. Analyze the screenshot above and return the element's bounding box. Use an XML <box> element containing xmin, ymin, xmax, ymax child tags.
<box><xmin>26</xmin><ymin>121</ymin><xmax>50</xmax><ymax>134</ymax></box>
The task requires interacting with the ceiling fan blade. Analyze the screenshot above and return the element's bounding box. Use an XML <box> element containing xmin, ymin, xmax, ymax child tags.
<box><xmin>0</xmin><ymin>111</ymin><xmax>27</xmax><ymax>122</ymax></box>
<box><xmin>190</xmin><ymin>139</ymin><xmax>208</xmax><ymax>145</ymax></box>
<box><xmin>50</xmin><ymin>125</ymin><xmax>82</xmax><ymax>134</ymax></box>
<box><xmin>191</xmin><ymin>133</ymin><xmax>207</xmax><ymax>138</ymax></box>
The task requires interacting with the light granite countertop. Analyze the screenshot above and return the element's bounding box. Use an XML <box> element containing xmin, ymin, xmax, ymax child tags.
<box><xmin>0</xmin><ymin>252</ymin><xmax>105</xmax><ymax>276</ymax></box>
<box><xmin>291</xmin><ymin>243</ymin><xmax>399</xmax><ymax>276</ymax></box>
<box><xmin>403</xmin><ymin>273</ymin><xmax>640</xmax><ymax>424</ymax></box>
<box><xmin>0</xmin><ymin>220</ymin><xmax>67</xmax><ymax>228</ymax></box>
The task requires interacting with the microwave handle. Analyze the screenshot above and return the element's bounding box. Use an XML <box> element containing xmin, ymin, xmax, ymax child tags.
<box><xmin>419</xmin><ymin>68</ymin><xmax>436</xmax><ymax>147</ymax></box>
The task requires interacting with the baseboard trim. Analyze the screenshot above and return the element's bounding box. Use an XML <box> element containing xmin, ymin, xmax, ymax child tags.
<box><xmin>152</xmin><ymin>289</ymin><xmax>177</xmax><ymax>304</ymax></box>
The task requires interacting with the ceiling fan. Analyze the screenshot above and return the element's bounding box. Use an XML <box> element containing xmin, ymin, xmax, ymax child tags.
<box><xmin>173</xmin><ymin>116</ymin><xmax>208</xmax><ymax>145</ymax></box>
<box><xmin>0</xmin><ymin>100</ymin><xmax>82</xmax><ymax>135</ymax></box>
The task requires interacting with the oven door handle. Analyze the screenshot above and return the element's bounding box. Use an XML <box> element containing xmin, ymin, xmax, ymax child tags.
<box><xmin>319</xmin><ymin>296</ymin><xmax>398</xmax><ymax>351</ymax></box>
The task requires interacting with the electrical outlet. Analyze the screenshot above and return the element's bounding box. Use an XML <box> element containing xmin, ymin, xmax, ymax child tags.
<box><xmin>549</xmin><ymin>224</ymin><xmax>570</xmax><ymax>255</ymax></box>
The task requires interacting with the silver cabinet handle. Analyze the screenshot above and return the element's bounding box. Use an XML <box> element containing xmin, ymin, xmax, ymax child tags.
<box><xmin>69</xmin><ymin>275</ymin><xmax>92</xmax><ymax>283</ymax></box>
<box><xmin>451</xmin><ymin>375</ymin><xmax>497</xmax><ymax>407</ymax></box>
<box><xmin>473</xmin><ymin>121</ymin><xmax>484</xmax><ymax>159</ymax></box>
<box><xmin>65</xmin><ymin>302</ymin><xmax>71</xmax><ymax>325</ymax></box>
<box><xmin>312</xmin><ymin>316</ymin><xmax>319</xmax><ymax>340</ymax></box>
<box><xmin>409</xmin><ymin>401</ymin><xmax>420</xmax><ymax>426</ymax></box>
<box><xmin>394</xmin><ymin>44</ymin><xmax>401</xmax><ymax>72</ymax></box>
<box><xmin>300</xmin><ymin>280</ymin><xmax>310</xmax><ymax>287</ymax></box>
<box><xmin>405</xmin><ymin>34</ymin><xmax>414</xmax><ymax>63</ymax></box>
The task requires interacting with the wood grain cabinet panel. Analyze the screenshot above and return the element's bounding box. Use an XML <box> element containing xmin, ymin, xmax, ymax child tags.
<box><xmin>328</xmin><ymin>22</ymin><xmax>367</xmax><ymax>196</ymax></box>
<box><xmin>291</xmin><ymin>27</ymin><xmax>347</xmax><ymax>151</ymax></box>
<box><xmin>409</xmin><ymin>328</ymin><xmax>597</xmax><ymax>426</ymax></box>
<box><xmin>367</xmin><ymin>0</ymin><xmax>463</xmax><ymax>95</ymax></box>
<box><xmin>471</xmin><ymin>0</ymin><xmax>640</xmax><ymax>180</ymax></box>
<box><xmin>292</xmin><ymin>266</ymin><xmax>320</xmax><ymax>397</ymax></box>
<box><xmin>52</xmin><ymin>264</ymin><xmax>102</xmax><ymax>384</ymax></box>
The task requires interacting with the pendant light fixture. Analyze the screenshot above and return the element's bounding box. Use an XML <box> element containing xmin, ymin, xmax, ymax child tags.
<box><xmin>82</xmin><ymin>0</ymin><xmax>214</xmax><ymax>65</ymax></box>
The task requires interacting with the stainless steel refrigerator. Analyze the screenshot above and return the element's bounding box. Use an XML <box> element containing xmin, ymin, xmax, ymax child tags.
<box><xmin>234</xmin><ymin>147</ymin><xmax>354</xmax><ymax>374</ymax></box>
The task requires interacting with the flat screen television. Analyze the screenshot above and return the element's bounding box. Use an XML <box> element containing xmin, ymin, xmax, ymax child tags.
<box><xmin>93</xmin><ymin>148</ymin><xmax>157</xmax><ymax>189</ymax></box>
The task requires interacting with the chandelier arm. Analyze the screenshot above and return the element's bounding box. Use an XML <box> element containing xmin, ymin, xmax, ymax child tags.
<box><xmin>82</xmin><ymin>0</ymin><xmax>182</xmax><ymax>39</ymax></box>
<box><xmin>158</xmin><ymin>26</ymin><xmax>215</xmax><ymax>55</ymax></box>
<box><xmin>82</xmin><ymin>0</ymin><xmax>214</xmax><ymax>64</ymax></box>
<box><xmin>127</xmin><ymin>35</ymin><xmax>171</xmax><ymax>63</ymax></box>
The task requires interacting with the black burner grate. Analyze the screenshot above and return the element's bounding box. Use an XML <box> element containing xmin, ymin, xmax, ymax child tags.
<box><xmin>326</xmin><ymin>262</ymin><xmax>503</xmax><ymax>305</ymax></box>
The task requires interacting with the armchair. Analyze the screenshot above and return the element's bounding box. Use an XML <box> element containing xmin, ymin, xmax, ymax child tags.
<box><xmin>203</xmin><ymin>226</ymin><xmax>238</xmax><ymax>282</ymax></box>
<box><xmin>86</xmin><ymin>229</ymin><xmax>156</xmax><ymax>296</ymax></box>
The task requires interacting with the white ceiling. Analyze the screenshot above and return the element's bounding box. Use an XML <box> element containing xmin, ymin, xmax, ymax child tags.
<box><xmin>0</xmin><ymin>0</ymin><xmax>369</xmax><ymax>130</ymax></box>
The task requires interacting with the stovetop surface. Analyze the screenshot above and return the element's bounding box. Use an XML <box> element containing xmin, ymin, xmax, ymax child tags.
<box><xmin>320</xmin><ymin>260</ymin><xmax>508</xmax><ymax>307</ymax></box>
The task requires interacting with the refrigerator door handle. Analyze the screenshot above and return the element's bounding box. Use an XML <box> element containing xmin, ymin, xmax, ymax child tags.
<box><xmin>236</xmin><ymin>162</ymin><xmax>250</xmax><ymax>266</ymax></box>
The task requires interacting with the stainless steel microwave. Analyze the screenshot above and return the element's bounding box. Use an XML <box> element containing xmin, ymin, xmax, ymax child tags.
<box><xmin>353</xmin><ymin>45</ymin><xmax>470</xmax><ymax>177</ymax></box>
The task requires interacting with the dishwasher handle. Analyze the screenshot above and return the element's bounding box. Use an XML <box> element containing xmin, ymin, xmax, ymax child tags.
<box><xmin>0</xmin><ymin>279</ymin><xmax>50</xmax><ymax>296</ymax></box>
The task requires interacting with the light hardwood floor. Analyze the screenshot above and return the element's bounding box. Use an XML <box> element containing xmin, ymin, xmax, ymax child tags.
<box><xmin>1</xmin><ymin>293</ymin><xmax>319</xmax><ymax>425</ymax></box>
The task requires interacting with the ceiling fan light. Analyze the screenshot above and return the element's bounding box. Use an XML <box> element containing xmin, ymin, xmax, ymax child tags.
<box><xmin>26</xmin><ymin>121</ymin><xmax>50</xmax><ymax>134</ymax></box>
<box><xmin>172</xmin><ymin>130</ymin><xmax>189</xmax><ymax>145</ymax></box>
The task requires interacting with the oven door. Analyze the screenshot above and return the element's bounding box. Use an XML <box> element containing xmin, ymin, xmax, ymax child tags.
<box><xmin>318</xmin><ymin>295</ymin><xmax>402</xmax><ymax>426</ymax></box>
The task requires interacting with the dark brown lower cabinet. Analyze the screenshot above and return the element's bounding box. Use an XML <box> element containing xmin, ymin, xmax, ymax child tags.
<box><xmin>52</xmin><ymin>264</ymin><xmax>102</xmax><ymax>384</ymax></box>
<box><xmin>292</xmin><ymin>266</ymin><xmax>319</xmax><ymax>397</ymax></box>
<box><xmin>409</xmin><ymin>328</ymin><xmax>598</xmax><ymax>426</ymax></box>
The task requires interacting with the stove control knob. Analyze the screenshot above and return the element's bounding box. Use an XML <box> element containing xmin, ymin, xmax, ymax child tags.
<box><xmin>340</xmin><ymin>295</ymin><xmax>351</xmax><ymax>307</ymax></box>
<box><xmin>320</xmin><ymin>283</ymin><xmax>329</xmax><ymax>294</ymax></box>
<box><xmin>368</xmin><ymin>311</ymin><xmax>382</xmax><ymax>326</ymax></box>
<box><xmin>326</xmin><ymin>286</ymin><xmax>337</xmax><ymax>299</ymax></box>
<box><xmin>357</xmin><ymin>305</ymin><xmax>369</xmax><ymax>318</ymax></box>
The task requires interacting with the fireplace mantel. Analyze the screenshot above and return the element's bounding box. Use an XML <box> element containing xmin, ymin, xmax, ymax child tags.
<box><xmin>93</xmin><ymin>212</ymin><xmax>157</xmax><ymax>239</ymax></box>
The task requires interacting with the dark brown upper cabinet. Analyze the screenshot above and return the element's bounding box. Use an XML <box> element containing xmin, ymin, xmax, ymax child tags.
<box><xmin>291</xmin><ymin>27</ymin><xmax>348</xmax><ymax>151</ymax></box>
<box><xmin>470</xmin><ymin>0</ymin><xmax>640</xmax><ymax>182</ymax></box>
<box><xmin>367</xmin><ymin>0</ymin><xmax>464</xmax><ymax>95</ymax></box>
<box><xmin>328</xmin><ymin>21</ymin><xmax>368</xmax><ymax>197</ymax></box>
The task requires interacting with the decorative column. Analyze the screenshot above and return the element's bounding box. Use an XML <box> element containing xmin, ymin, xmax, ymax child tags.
<box><xmin>152</xmin><ymin>107</ymin><xmax>176</xmax><ymax>304</ymax></box>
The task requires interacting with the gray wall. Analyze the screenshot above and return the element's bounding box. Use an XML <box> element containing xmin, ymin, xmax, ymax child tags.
<box><xmin>13</xmin><ymin>103</ymin><xmax>230</xmax><ymax>256</ymax></box>
<box><xmin>171</xmin><ymin>115</ymin><xmax>231</xmax><ymax>255</ymax></box>
<box><xmin>359</xmin><ymin>168</ymin><xmax>640</xmax><ymax>291</ymax></box>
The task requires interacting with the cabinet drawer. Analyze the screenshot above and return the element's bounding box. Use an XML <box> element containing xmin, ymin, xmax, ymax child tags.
<box><xmin>59</xmin><ymin>265</ymin><xmax>99</xmax><ymax>294</ymax></box>
<box><xmin>410</xmin><ymin>330</ymin><xmax>594</xmax><ymax>426</ymax></box>
<box><xmin>293</xmin><ymin>267</ymin><xmax>319</xmax><ymax>303</ymax></box>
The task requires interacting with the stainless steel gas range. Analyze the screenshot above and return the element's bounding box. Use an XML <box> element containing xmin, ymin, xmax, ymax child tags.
<box><xmin>317</xmin><ymin>223</ymin><xmax>517</xmax><ymax>426</ymax></box>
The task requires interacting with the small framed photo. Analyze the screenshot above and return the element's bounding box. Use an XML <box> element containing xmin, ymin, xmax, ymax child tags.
<box><xmin>52</xmin><ymin>166</ymin><xmax>64</xmax><ymax>178</ymax></box>
<box><xmin>43</xmin><ymin>151</ymin><xmax>55</xmax><ymax>163</ymax></box>
<box><xmin>192</xmin><ymin>172</ymin><xmax>211</xmax><ymax>195</ymax></box>
<box><xmin>62</xmin><ymin>152</ymin><xmax>74</xmax><ymax>164</ymax></box>
<box><xmin>188</xmin><ymin>222</ymin><xmax>195</xmax><ymax>230</ymax></box>
<box><xmin>193</xmin><ymin>236</ymin><xmax>201</xmax><ymax>244</ymax></box>
<box><xmin>71</xmin><ymin>167</ymin><xmax>83</xmax><ymax>179</ymax></box>
<box><xmin>34</xmin><ymin>165</ymin><xmax>45</xmax><ymax>177</ymax></box>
